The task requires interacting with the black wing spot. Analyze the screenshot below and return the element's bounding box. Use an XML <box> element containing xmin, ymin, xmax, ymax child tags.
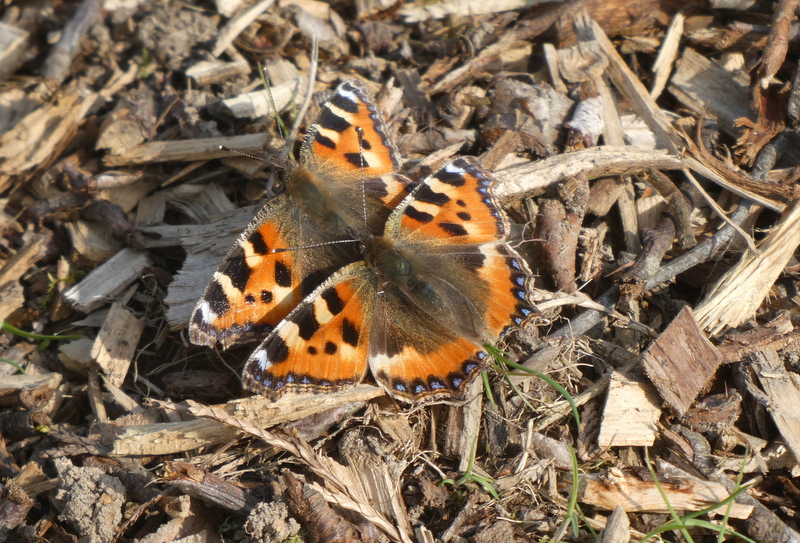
<box><xmin>315</xmin><ymin>132</ymin><xmax>336</xmax><ymax>149</ymax></box>
<box><xmin>266</xmin><ymin>336</ymin><xmax>289</xmax><ymax>363</ymax></box>
<box><xmin>261</xmin><ymin>290</ymin><xmax>273</xmax><ymax>303</ymax></box>
<box><xmin>292</xmin><ymin>309</ymin><xmax>320</xmax><ymax>341</ymax></box>
<box><xmin>456</xmin><ymin>199</ymin><xmax>467</xmax><ymax>207</ymax></box>
<box><xmin>274</xmin><ymin>260</ymin><xmax>292</xmax><ymax>288</ymax></box>
<box><xmin>324</xmin><ymin>341</ymin><xmax>337</xmax><ymax>354</ymax></box>
<box><xmin>222</xmin><ymin>256</ymin><xmax>251</xmax><ymax>292</ymax></box>
<box><xmin>457</xmin><ymin>211</ymin><xmax>471</xmax><ymax>221</ymax></box>
<box><xmin>404</xmin><ymin>205</ymin><xmax>434</xmax><ymax>224</ymax></box>
<box><xmin>245</xmin><ymin>294</ymin><xmax>256</xmax><ymax>304</ymax></box>
<box><xmin>435</xmin><ymin>168</ymin><xmax>466</xmax><ymax>186</ymax></box>
<box><xmin>207</xmin><ymin>282</ymin><xmax>230</xmax><ymax>315</ymax></box>
<box><xmin>319</xmin><ymin>112</ymin><xmax>351</xmax><ymax>134</ymax></box>
<box><xmin>321</xmin><ymin>288</ymin><xmax>346</xmax><ymax>315</ymax></box>
<box><xmin>330</xmin><ymin>92</ymin><xmax>359</xmax><ymax>113</ymax></box>
<box><xmin>414</xmin><ymin>184</ymin><xmax>450</xmax><ymax>206</ymax></box>
<box><xmin>341</xmin><ymin>318</ymin><xmax>359</xmax><ymax>346</ymax></box>
<box><xmin>345</xmin><ymin>153</ymin><xmax>368</xmax><ymax>168</ymax></box>
<box><xmin>439</xmin><ymin>222</ymin><xmax>468</xmax><ymax>236</ymax></box>
<box><xmin>248</xmin><ymin>231</ymin><xmax>270</xmax><ymax>255</ymax></box>
<box><xmin>308</xmin><ymin>346</ymin><xmax>318</xmax><ymax>355</ymax></box>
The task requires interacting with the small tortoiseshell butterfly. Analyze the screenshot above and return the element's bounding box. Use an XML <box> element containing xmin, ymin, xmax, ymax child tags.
<box><xmin>190</xmin><ymin>80</ymin><xmax>412</xmax><ymax>349</ymax></box>
<box><xmin>242</xmin><ymin>157</ymin><xmax>536</xmax><ymax>403</ymax></box>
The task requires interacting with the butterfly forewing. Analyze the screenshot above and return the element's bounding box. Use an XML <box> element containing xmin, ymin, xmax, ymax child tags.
<box><xmin>301</xmin><ymin>79</ymin><xmax>401</xmax><ymax>180</ymax></box>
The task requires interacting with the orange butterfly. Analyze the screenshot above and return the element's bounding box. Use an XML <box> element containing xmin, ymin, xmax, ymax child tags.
<box><xmin>242</xmin><ymin>157</ymin><xmax>536</xmax><ymax>403</ymax></box>
<box><xmin>190</xmin><ymin>80</ymin><xmax>412</xmax><ymax>349</ymax></box>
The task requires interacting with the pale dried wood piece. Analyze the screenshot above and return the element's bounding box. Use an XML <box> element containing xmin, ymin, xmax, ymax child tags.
<box><xmin>41</xmin><ymin>0</ymin><xmax>102</xmax><ymax>86</ymax></box>
<box><xmin>64</xmin><ymin>248</ymin><xmax>152</xmax><ymax>313</ymax></box>
<box><xmin>165</xmin><ymin>183</ymin><xmax>237</xmax><ymax>224</ymax></box>
<box><xmin>0</xmin><ymin>373</ymin><xmax>62</xmax><ymax>409</ymax></box>
<box><xmin>542</xmin><ymin>43</ymin><xmax>567</xmax><ymax>93</ymax></box>
<box><xmin>87</xmin><ymin>369</ymin><xmax>107</xmax><ymax>421</ymax></box>
<box><xmin>102</xmin><ymin>133</ymin><xmax>270</xmax><ymax>167</ymax></box>
<box><xmin>0</xmin><ymin>86</ymin><xmax>96</xmax><ymax>178</ymax></box>
<box><xmin>90</xmin><ymin>300</ymin><xmax>145</xmax><ymax>387</ymax></box>
<box><xmin>101</xmin><ymin>376</ymin><xmax>144</xmax><ymax>414</ymax></box>
<box><xmin>212</xmin><ymin>0</ymin><xmax>276</xmax><ymax>57</ymax></box>
<box><xmin>641</xmin><ymin>306</ymin><xmax>722</xmax><ymax>415</ymax></box>
<box><xmin>494</xmin><ymin>145</ymin><xmax>787</xmax><ymax>211</ymax></box>
<box><xmin>186</xmin><ymin>47</ymin><xmax>250</xmax><ymax>86</ymax></box>
<box><xmin>696</xmin><ymin>199</ymin><xmax>800</xmax><ymax>335</ymax></box>
<box><xmin>110</xmin><ymin>386</ymin><xmax>383</xmax><ymax>456</ymax></box>
<box><xmin>156</xmin><ymin>206</ymin><xmax>257</xmax><ymax>329</ymax></box>
<box><xmin>597</xmin><ymin>372</ymin><xmax>661</xmax><ymax>448</ymax></box>
<box><xmin>494</xmin><ymin>146</ymin><xmax>684</xmax><ymax>202</ymax></box>
<box><xmin>213</xmin><ymin>0</ymin><xmax>245</xmax><ymax>17</ymax></box>
<box><xmin>221</xmin><ymin>78</ymin><xmax>308</xmax><ymax>119</ymax></box>
<box><xmin>58</xmin><ymin>338</ymin><xmax>95</xmax><ymax>374</ymax></box>
<box><xmin>64</xmin><ymin>220</ymin><xmax>121</xmax><ymax>263</ymax></box>
<box><xmin>339</xmin><ymin>433</ymin><xmax>414</xmax><ymax>539</ymax></box>
<box><xmin>650</xmin><ymin>12</ymin><xmax>684</xmax><ymax>100</ymax></box>
<box><xmin>447</xmin><ymin>379</ymin><xmax>483</xmax><ymax>473</ymax></box>
<box><xmin>355</xmin><ymin>0</ymin><xmax>397</xmax><ymax>18</ymax></box>
<box><xmin>579</xmin><ymin>469</ymin><xmax>752</xmax><ymax>518</ymax></box>
<box><xmin>751</xmin><ymin>350</ymin><xmax>800</xmax><ymax>466</ymax></box>
<box><xmin>0</xmin><ymin>233</ymin><xmax>50</xmax><ymax>321</ymax></box>
<box><xmin>97</xmin><ymin>182</ymin><xmax>158</xmax><ymax>213</ymax></box>
<box><xmin>400</xmin><ymin>0</ymin><xmax>547</xmax><ymax>22</ymax></box>
<box><xmin>599</xmin><ymin>505</ymin><xmax>630</xmax><ymax>543</ymax></box>
<box><xmin>572</xmin><ymin>14</ymin><xmax>681</xmax><ymax>153</ymax></box>
<box><xmin>669</xmin><ymin>46</ymin><xmax>756</xmax><ymax>140</ymax></box>
<box><xmin>134</xmin><ymin>192</ymin><xmax>166</xmax><ymax>227</ymax></box>
<box><xmin>0</xmin><ymin>22</ymin><xmax>29</xmax><ymax>81</ymax></box>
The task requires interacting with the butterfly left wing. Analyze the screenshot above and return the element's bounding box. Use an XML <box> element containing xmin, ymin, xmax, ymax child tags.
<box><xmin>241</xmin><ymin>262</ymin><xmax>377</xmax><ymax>398</ymax></box>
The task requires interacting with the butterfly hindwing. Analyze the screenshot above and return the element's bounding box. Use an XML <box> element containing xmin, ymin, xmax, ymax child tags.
<box><xmin>242</xmin><ymin>262</ymin><xmax>375</xmax><ymax>397</ymax></box>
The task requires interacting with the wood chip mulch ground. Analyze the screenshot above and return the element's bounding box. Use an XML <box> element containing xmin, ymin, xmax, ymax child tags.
<box><xmin>2</xmin><ymin>0</ymin><xmax>800</xmax><ymax>541</ymax></box>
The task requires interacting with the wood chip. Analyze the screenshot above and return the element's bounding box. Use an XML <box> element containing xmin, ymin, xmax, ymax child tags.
<box><xmin>641</xmin><ymin>307</ymin><xmax>723</xmax><ymax>415</ymax></box>
<box><xmin>109</xmin><ymin>386</ymin><xmax>383</xmax><ymax>456</ymax></box>
<box><xmin>400</xmin><ymin>0</ymin><xmax>549</xmax><ymax>22</ymax></box>
<box><xmin>0</xmin><ymin>22</ymin><xmax>29</xmax><ymax>82</ymax></box>
<box><xmin>579</xmin><ymin>469</ymin><xmax>753</xmax><ymax>518</ymax></box>
<box><xmin>696</xmin><ymin>199</ymin><xmax>800</xmax><ymax>335</ymax></box>
<box><xmin>64</xmin><ymin>248</ymin><xmax>152</xmax><ymax>313</ymax></box>
<box><xmin>750</xmin><ymin>350</ymin><xmax>800</xmax><ymax>466</ymax></box>
<box><xmin>90</xmin><ymin>300</ymin><xmax>145</xmax><ymax>387</ymax></box>
<box><xmin>102</xmin><ymin>133</ymin><xmax>271</xmax><ymax>167</ymax></box>
<box><xmin>597</xmin><ymin>372</ymin><xmax>661</xmax><ymax>448</ymax></box>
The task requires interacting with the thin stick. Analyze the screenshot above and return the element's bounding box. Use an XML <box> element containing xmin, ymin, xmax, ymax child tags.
<box><xmin>280</xmin><ymin>36</ymin><xmax>319</xmax><ymax>163</ymax></box>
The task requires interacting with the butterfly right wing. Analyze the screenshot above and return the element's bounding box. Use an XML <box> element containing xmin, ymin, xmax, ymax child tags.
<box><xmin>189</xmin><ymin>195</ymin><xmax>354</xmax><ymax>350</ymax></box>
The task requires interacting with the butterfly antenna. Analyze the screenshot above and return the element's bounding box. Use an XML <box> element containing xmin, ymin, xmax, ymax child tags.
<box><xmin>356</xmin><ymin>125</ymin><xmax>369</xmax><ymax>235</ymax></box>
<box><xmin>280</xmin><ymin>36</ymin><xmax>319</xmax><ymax>164</ymax></box>
<box><xmin>271</xmin><ymin>238</ymin><xmax>359</xmax><ymax>253</ymax></box>
<box><xmin>219</xmin><ymin>146</ymin><xmax>269</xmax><ymax>162</ymax></box>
